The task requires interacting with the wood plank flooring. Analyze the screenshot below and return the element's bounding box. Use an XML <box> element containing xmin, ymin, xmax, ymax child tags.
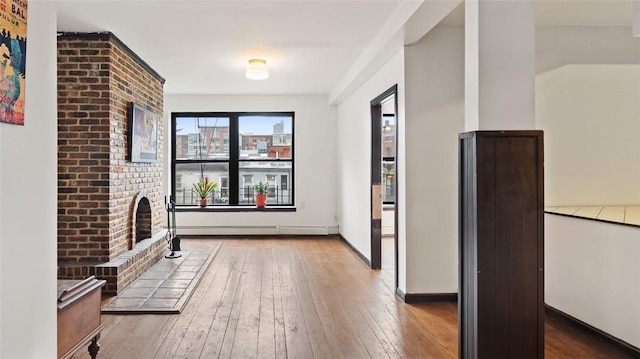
<box><xmin>74</xmin><ymin>237</ymin><xmax>634</xmax><ymax>359</ymax></box>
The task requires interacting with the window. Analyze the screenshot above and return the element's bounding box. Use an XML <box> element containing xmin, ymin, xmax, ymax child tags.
<box><xmin>172</xmin><ymin>112</ymin><xmax>294</xmax><ymax>207</ymax></box>
<box><xmin>382</xmin><ymin>114</ymin><xmax>395</xmax><ymax>204</ymax></box>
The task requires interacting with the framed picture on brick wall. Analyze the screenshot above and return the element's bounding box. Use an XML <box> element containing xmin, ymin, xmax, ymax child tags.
<box><xmin>128</xmin><ymin>102</ymin><xmax>159</xmax><ymax>162</ymax></box>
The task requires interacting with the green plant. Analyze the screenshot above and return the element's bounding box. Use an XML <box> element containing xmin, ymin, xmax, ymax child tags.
<box><xmin>193</xmin><ymin>177</ymin><xmax>218</xmax><ymax>199</ymax></box>
<box><xmin>255</xmin><ymin>181</ymin><xmax>268</xmax><ymax>195</ymax></box>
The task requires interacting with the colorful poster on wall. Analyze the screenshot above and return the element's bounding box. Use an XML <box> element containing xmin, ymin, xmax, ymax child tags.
<box><xmin>128</xmin><ymin>103</ymin><xmax>159</xmax><ymax>162</ymax></box>
<box><xmin>0</xmin><ymin>0</ymin><xmax>27</xmax><ymax>126</ymax></box>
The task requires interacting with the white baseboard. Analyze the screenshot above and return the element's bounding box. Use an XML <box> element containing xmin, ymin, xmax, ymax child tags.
<box><xmin>177</xmin><ymin>225</ymin><xmax>339</xmax><ymax>236</ymax></box>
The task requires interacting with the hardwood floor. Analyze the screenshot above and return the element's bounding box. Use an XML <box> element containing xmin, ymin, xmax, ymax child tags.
<box><xmin>75</xmin><ymin>237</ymin><xmax>634</xmax><ymax>359</ymax></box>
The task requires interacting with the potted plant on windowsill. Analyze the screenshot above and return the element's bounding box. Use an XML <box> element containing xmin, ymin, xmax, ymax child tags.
<box><xmin>255</xmin><ymin>181</ymin><xmax>268</xmax><ymax>208</ymax></box>
<box><xmin>193</xmin><ymin>177</ymin><xmax>218</xmax><ymax>207</ymax></box>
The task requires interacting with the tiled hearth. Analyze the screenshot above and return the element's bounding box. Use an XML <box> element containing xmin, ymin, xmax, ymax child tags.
<box><xmin>101</xmin><ymin>242</ymin><xmax>221</xmax><ymax>313</ymax></box>
<box><xmin>93</xmin><ymin>231</ymin><xmax>168</xmax><ymax>295</ymax></box>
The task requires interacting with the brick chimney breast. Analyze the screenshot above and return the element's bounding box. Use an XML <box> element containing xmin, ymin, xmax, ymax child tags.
<box><xmin>57</xmin><ymin>32</ymin><xmax>166</xmax><ymax>294</ymax></box>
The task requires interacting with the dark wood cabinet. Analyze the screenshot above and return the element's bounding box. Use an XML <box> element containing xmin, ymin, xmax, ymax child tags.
<box><xmin>459</xmin><ymin>131</ymin><xmax>544</xmax><ymax>359</ymax></box>
<box><xmin>58</xmin><ymin>276</ymin><xmax>106</xmax><ymax>359</ymax></box>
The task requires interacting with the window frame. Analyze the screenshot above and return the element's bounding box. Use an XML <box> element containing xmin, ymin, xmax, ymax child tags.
<box><xmin>171</xmin><ymin>111</ymin><xmax>295</xmax><ymax>208</ymax></box>
<box><xmin>382</xmin><ymin>113</ymin><xmax>395</xmax><ymax>205</ymax></box>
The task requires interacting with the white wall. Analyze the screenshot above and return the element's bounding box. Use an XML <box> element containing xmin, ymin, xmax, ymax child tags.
<box><xmin>403</xmin><ymin>24</ymin><xmax>464</xmax><ymax>294</ymax></box>
<box><xmin>164</xmin><ymin>95</ymin><xmax>339</xmax><ymax>235</ymax></box>
<box><xmin>0</xmin><ymin>2</ymin><xmax>58</xmax><ymax>357</ymax></box>
<box><xmin>536</xmin><ymin>26</ymin><xmax>640</xmax><ymax>74</ymax></box>
<box><xmin>545</xmin><ymin>214</ymin><xmax>640</xmax><ymax>348</ymax></box>
<box><xmin>336</xmin><ymin>49</ymin><xmax>405</xmax><ymax>287</ymax></box>
<box><xmin>538</xmin><ymin>26</ymin><xmax>640</xmax><ymax>349</ymax></box>
<box><xmin>465</xmin><ymin>0</ymin><xmax>536</xmax><ymax>131</ymax></box>
<box><xmin>536</xmin><ymin>26</ymin><xmax>640</xmax><ymax>205</ymax></box>
<box><xmin>537</xmin><ymin>65</ymin><xmax>640</xmax><ymax>205</ymax></box>
<box><xmin>336</xmin><ymin>14</ymin><xmax>464</xmax><ymax>296</ymax></box>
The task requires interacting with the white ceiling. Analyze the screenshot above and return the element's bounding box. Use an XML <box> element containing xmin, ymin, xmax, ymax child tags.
<box><xmin>56</xmin><ymin>0</ymin><xmax>403</xmax><ymax>95</ymax></box>
<box><xmin>55</xmin><ymin>0</ymin><xmax>634</xmax><ymax>96</ymax></box>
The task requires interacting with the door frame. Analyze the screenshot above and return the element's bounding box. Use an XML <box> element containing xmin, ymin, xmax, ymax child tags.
<box><xmin>370</xmin><ymin>85</ymin><xmax>399</xmax><ymax>290</ymax></box>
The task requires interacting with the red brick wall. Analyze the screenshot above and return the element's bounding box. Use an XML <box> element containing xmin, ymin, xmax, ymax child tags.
<box><xmin>57</xmin><ymin>33</ymin><xmax>165</xmax><ymax>283</ymax></box>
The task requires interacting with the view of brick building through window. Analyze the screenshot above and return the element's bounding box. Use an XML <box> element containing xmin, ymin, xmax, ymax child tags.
<box><xmin>173</xmin><ymin>114</ymin><xmax>293</xmax><ymax>206</ymax></box>
<box><xmin>382</xmin><ymin>113</ymin><xmax>396</xmax><ymax>204</ymax></box>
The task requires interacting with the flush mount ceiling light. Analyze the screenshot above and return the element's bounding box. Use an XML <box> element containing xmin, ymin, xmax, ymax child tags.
<box><xmin>245</xmin><ymin>58</ymin><xmax>269</xmax><ymax>80</ymax></box>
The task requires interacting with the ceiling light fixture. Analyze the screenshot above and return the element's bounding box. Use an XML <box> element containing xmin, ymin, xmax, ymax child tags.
<box><xmin>245</xmin><ymin>58</ymin><xmax>269</xmax><ymax>80</ymax></box>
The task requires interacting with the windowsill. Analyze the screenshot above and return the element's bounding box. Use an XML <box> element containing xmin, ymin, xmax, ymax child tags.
<box><xmin>176</xmin><ymin>206</ymin><xmax>297</xmax><ymax>213</ymax></box>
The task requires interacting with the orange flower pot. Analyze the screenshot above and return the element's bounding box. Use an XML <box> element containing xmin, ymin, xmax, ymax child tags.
<box><xmin>256</xmin><ymin>194</ymin><xmax>267</xmax><ymax>208</ymax></box>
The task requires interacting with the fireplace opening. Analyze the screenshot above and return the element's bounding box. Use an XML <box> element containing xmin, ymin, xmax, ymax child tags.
<box><xmin>134</xmin><ymin>196</ymin><xmax>152</xmax><ymax>246</ymax></box>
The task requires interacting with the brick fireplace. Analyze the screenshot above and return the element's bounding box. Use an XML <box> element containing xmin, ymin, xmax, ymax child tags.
<box><xmin>57</xmin><ymin>32</ymin><xmax>167</xmax><ymax>294</ymax></box>
<box><xmin>133</xmin><ymin>192</ymin><xmax>152</xmax><ymax>247</ymax></box>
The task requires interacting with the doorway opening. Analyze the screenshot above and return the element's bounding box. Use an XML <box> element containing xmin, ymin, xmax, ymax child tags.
<box><xmin>370</xmin><ymin>85</ymin><xmax>398</xmax><ymax>292</ymax></box>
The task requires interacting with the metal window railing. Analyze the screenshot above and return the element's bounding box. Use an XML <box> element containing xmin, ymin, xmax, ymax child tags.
<box><xmin>175</xmin><ymin>187</ymin><xmax>292</xmax><ymax>206</ymax></box>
